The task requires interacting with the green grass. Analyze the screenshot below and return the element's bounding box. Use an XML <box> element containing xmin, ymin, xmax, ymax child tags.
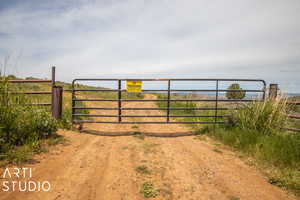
<box><xmin>208</xmin><ymin>128</ymin><xmax>300</xmax><ymax>167</ymax></box>
<box><xmin>1</xmin><ymin>145</ymin><xmax>33</xmax><ymax>165</ymax></box>
<box><xmin>212</xmin><ymin>148</ymin><xmax>223</xmax><ymax>153</ymax></box>
<box><xmin>290</xmin><ymin>119</ymin><xmax>300</xmax><ymax>130</ymax></box>
<box><xmin>47</xmin><ymin>134</ymin><xmax>66</xmax><ymax>146</ymax></box>
<box><xmin>205</xmin><ymin>111</ymin><xmax>300</xmax><ymax>194</ymax></box>
<box><xmin>292</xmin><ymin>105</ymin><xmax>300</xmax><ymax>113</ymax></box>
<box><xmin>135</xmin><ymin>165</ymin><xmax>151</xmax><ymax>175</ymax></box>
<box><xmin>287</xmin><ymin>96</ymin><xmax>300</xmax><ymax>130</ymax></box>
<box><xmin>289</xmin><ymin>96</ymin><xmax>300</xmax><ymax>113</ymax></box>
<box><xmin>156</xmin><ymin>93</ymin><xmax>225</xmax><ymax>128</ymax></box>
<box><xmin>140</xmin><ymin>182</ymin><xmax>159</xmax><ymax>198</ymax></box>
<box><xmin>142</xmin><ymin>142</ymin><xmax>160</xmax><ymax>154</ymax></box>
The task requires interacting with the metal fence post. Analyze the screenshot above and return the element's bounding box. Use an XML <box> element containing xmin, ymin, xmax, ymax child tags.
<box><xmin>167</xmin><ymin>80</ymin><xmax>171</xmax><ymax>122</ymax></box>
<box><xmin>51</xmin><ymin>66</ymin><xmax>56</xmax><ymax>87</ymax></box>
<box><xmin>52</xmin><ymin>86</ymin><xmax>63</xmax><ymax>119</ymax></box>
<box><xmin>118</xmin><ymin>80</ymin><xmax>122</xmax><ymax>122</ymax></box>
<box><xmin>214</xmin><ymin>80</ymin><xmax>219</xmax><ymax>131</ymax></box>
<box><xmin>269</xmin><ymin>84</ymin><xmax>278</xmax><ymax>98</ymax></box>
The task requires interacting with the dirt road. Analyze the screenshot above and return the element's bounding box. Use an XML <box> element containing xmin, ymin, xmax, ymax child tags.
<box><xmin>0</xmin><ymin>95</ymin><xmax>296</xmax><ymax>200</ymax></box>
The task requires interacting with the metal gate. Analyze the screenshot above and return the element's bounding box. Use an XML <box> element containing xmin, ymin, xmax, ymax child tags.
<box><xmin>71</xmin><ymin>79</ymin><xmax>266</xmax><ymax>125</ymax></box>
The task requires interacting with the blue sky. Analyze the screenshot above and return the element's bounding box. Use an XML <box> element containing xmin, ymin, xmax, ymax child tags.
<box><xmin>0</xmin><ymin>0</ymin><xmax>299</xmax><ymax>93</ymax></box>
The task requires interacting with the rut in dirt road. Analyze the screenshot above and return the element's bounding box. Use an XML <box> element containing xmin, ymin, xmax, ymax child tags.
<box><xmin>0</xmin><ymin>94</ymin><xmax>296</xmax><ymax>200</ymax></box>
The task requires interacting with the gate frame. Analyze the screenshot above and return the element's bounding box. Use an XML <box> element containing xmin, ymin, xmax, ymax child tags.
<box><xmin>71</xmin><ymin>78</ymin><xmax>266</xmax><ymax>125</ymax></box>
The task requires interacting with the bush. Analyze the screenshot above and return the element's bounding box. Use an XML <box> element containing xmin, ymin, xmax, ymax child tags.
<box><xmin>0</xmin><ymin>79</ymin><xmax>58</xmax><ymax>147</ymax></box>
<box><xmin>226</xmin><ymin>83</ymin><xmax>246</xmax><ymax>99</ymax></box>
<box><xmin>0</xmin><ymin>104</ymin><xmax>57</xmax><ymax>146</ymax></box>
<box><xmin>233</xmin><ymin>97</ymin><xmax>289</xmax><ymax>135</ymax></box>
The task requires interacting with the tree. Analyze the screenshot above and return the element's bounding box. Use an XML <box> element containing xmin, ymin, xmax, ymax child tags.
<box><xmin>6</xmin><ymin>75</ymin><xmax>17</xmax><ymax>80</ymax></box>
<box><xmin>226</xmin><ymin>83</ymin><xmax>246</xmax><ymax>99</ymax></box>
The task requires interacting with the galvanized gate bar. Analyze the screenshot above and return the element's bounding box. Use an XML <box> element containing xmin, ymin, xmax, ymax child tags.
<box><xmin>73</xmin><ymin>120</ymin><xmax>226</xmax><ymax>124</ymax></box>
<box><xmin>73</xmin><ymin>114</ymin><xmax>226</xmax><ymax>117</ymax></box>
<box><xmin>71</xmin><ymin>78</ymin><xmax>266</xmax><ymax>125</ymax></box>
<box><xmin>73</xmin><ymin>107</ymin><xmax>232</xmax><ymax>110</ymax></box>
<box><xmin>73</xmin><ymin>99</ymin><xmax>260</xmax><ymax>102</ymax></box>
<box><xmin>72</xmin><ymin>78</ymin><xmax>266</xmax><ymax>81</ymax></box>
<box><xmin>73</xmin><ymin>89</ymin><xmax>264</xmax><ymax>92</ymax></box>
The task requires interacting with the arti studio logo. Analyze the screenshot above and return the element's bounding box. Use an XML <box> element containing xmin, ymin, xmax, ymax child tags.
<box><xmin>1</xmin><ymin>168</ymin><xmax>51</xmax><ymax>192</ymax></box>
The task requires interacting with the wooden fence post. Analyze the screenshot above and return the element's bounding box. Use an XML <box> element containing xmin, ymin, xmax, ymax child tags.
<box><xmin>52</xmin><ymin>86</ymin><xmax>63</xmax><ymax>119</ymax></box>
<box><xmin>269</xmin><ymin>84</ymin><xmax>278</xmax><ymax>98</ymax></box>
<box><xmin>51</xmin><ymin>66</ymin><xmax>62</xmax><ymax>119</ymax></box>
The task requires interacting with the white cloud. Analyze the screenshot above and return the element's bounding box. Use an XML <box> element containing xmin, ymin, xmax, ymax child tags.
<box><xmin>0</xmin><ymin>0</ymin><xmax>299</xmax><ymax>92</ymax></box>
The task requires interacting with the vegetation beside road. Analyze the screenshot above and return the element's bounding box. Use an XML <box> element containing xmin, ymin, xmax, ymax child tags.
<box><xmin>156</xmin><ymin>94</ymin><xmax>300</xmax><ymax>196</ymax></box>
<box><xmin>0</xmin><ymin>76</ymin><xmax>72</xmax><ymax>166</ymax></box>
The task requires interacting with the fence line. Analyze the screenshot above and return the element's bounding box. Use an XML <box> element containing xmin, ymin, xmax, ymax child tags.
<box><xmin>1</xmin><ymin>66</ymin><xmax>62</xmax><ymax>119</ymax></box>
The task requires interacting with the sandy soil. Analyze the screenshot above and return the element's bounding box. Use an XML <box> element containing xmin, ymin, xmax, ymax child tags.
<box><xmin>0</xmin><ymin>94</ymin><xmax>296</xmax><ymax>200</ymax></box>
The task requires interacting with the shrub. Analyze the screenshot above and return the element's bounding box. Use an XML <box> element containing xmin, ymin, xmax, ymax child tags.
<box><xmin>0</xmin><ymin>79</ymin><xmax>57</xmax><ymax>146</ymax></box>
<box><xmin>226</xmin><ymin>83</ymin><xmax>246</xmax><ymax>100</ymax></box>
<box><xmin>0</xmin><ymin>104</ymin><xmax>57</xmax><ymax>146</ymax></box>
<box><xmin>6</xmin><ymin>75</ymin><xmax>17</xmax><ymax>80</ymax></box>
<box><xmin>233</xmin><ymin>96</ymin><xmax>289</xmax><ymax>135</ymax></box>
<box><xmin>140</xmin><ymin>182</ymin><xmax>159</xmax><ymax>198</ymax></box>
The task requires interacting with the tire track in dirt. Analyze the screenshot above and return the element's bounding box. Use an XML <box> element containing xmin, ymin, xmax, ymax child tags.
<box><xmin>148</xmin><ymin>136</ymin><xmax>294</xmax><ymax>200</ymax></box>
<box><xmin>91</xmin><ymin>136</ymin><xmax>141</xmax><ymax>200</ymax></box>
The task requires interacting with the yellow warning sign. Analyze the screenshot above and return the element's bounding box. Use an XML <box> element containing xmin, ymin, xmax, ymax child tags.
<box><xmin>126</xmin><ymin>80</ymin><xmax>142</xmax><ymax>93</ymax></box>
